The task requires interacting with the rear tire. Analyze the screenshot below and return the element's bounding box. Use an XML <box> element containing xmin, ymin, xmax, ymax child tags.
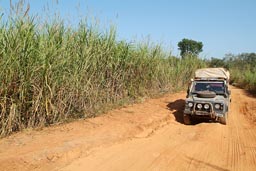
<box><xmin>183</xmin><ymin>114</ymin><xmax>192</xmax><ymax>125</ymax></box>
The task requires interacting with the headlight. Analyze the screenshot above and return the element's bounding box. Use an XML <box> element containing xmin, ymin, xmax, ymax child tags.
<box><xmin>197</xmin><ymin>104</ymin><xmax>202</xmax><ymax>109</ymax></box>
<box><xmin>204</xmin><ymin>104</ymin><xmax>210</xmax><ymax>109</ymax></box>
<box><xmin>188</xmin><ymin>102</ymin><xmax>193</xmax><ymax>108</ymax></box>
<box><xmin>215</xmin><ymin>104</ymin><xmax>220</xmax><ymax>109</ymax></box>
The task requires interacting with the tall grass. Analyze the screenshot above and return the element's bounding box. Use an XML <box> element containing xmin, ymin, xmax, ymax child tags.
<box><xmin>0</xmin><ymin>6</ymin><xmax>205</xmax><ymax>137</ymax></box>
<box><xmin>230</xmin><ymin>67</ymin><xmax>256</xmax><ymax>92</ymax></box>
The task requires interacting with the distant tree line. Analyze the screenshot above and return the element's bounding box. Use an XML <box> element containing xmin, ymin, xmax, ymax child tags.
<box><xmin>207</xmin><ymin>53</ymin><xmax>256</xmax><ymax>92</ymax></box>
<box><xmin>208</xmin><ymin>53</ymin><xmax>256</xmax><ymax>71</ymax></box>
<box><xmin>177</xmin><ymin>38</ymin><xmax>256</xmax><ymax>92</ymax></box>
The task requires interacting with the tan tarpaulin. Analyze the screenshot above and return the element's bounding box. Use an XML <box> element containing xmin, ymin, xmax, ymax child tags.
<box><xmin>195</xmin><ymin>68</ymin><xmax>230</xmax><ymax>80</ymax></box>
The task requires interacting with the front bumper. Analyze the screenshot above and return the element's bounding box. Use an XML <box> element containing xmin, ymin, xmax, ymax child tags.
<box><xmin>184</xmin><ymin>104</ymin><xmax>225</xmax><ymax>119</ymax></box>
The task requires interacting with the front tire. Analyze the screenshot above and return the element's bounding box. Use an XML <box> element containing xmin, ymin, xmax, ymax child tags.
<box><xmin>219</xmin><ymin>114</ymin><xmax>227</xmax><ymax>125</ymax></box>
<box><xmin>183</xmin><ymin>114</ymin><xmax>192</xmax><ymax>125</ymax></box>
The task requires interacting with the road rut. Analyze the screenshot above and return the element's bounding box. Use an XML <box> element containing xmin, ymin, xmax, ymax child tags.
<box><xmin>0</xmin><ymin>86</ymin><xmax>256</xmax><ymax>171</ymax></box>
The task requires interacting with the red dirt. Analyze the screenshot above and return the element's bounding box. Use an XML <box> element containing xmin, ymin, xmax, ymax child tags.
<box><xmin>0</xmin><ymin>86</ymin><xmax>256</xmax><ymax>171</ymax></box>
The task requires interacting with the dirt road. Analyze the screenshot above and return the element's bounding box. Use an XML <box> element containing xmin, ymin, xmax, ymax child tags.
<box><xmin>1</xmin><ymin>86</ymin><xmax>256</xmax><ymax>171</ymax></box>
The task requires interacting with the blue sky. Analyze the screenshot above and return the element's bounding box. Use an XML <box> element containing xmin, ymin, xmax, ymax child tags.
<box><xmin>0</xmin><ymin>0</ymin><xmax>255</xmax><ymax>58</ymax></box>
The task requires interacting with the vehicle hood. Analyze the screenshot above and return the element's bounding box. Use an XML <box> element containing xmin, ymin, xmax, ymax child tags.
<box><xmin>187</xmin><ymin>94</ymin><xmax>226</xmax><ymax>103</ymax></box>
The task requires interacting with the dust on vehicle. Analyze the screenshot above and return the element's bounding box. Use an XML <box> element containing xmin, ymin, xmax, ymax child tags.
<box><xmin>184</xmin><ymin>68</ymin><xmax>231</xmax><ymax>125</ymax></box>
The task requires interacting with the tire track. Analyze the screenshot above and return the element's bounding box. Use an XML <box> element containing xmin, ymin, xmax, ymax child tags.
<box><xmin>227</xmin><ymin>88</ymin><xmax>256</xmax><ymax>171</ymax></box>
<box><xmin>1</xmin><ymin>87</ymin><xmax>256</xmax><ymax>171</ymax></box>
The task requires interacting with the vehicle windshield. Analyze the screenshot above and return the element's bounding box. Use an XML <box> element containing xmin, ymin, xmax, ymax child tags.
<box><xmin>192</xmin><ymin>82</ymin><xmax>225</xmax><ymax>94</ymax></box>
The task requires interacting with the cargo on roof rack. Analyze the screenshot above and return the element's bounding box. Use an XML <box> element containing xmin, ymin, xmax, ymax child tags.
<box><xmin>195</xmin><ymin>68</ymin><xmax>230</xmax><ymax>82</ymax></box>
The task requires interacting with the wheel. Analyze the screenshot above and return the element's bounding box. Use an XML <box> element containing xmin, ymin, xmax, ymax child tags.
<box><xmin>219</xmin><ymin>114</ymin><xmax>227</xmax><ymax>125</ymax></box>
<box><xmin>183</xmin><ymin>114</ymin><xmax>192</xmax><ymax>125</ymax></box>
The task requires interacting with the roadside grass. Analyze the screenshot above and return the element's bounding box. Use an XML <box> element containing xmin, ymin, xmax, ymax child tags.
<box><xmin>230</xmin><ymin>68</ymin><xmax>256</xmax><ymax>93</ymax></box>
<box><xmin>0</xmin><ymin>3</ymin><xmax>206</xmax><ymax>137</ymax></box>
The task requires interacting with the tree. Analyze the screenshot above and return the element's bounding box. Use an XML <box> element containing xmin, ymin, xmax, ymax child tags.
<box><xmin>178</xmin><ymin>38</ymin><xmax>203</xmax><ymax>58</ymax></box>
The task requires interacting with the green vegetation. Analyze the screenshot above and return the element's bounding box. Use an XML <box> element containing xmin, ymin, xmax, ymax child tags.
<box><xmin>0</xmin><ymin>8</ymin><xmax>206</xmax><ymax>136</ymax></box>
<box><xmin>178</xmin><ymin>38</ymin><xmax>203</xmax><ymax>58</ymax></box>
<box><xmin>0</xmin><ymin>1</ymin><xmax>254</xmax><ymax>138</ymax></box>
<box><xmin>208</xmin><ymin>53</ymin><xmax>256</xmax><ymax>92</ymax></box>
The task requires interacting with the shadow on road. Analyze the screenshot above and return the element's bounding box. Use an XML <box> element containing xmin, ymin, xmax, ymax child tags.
<box><xmin>167</xmin><ymin>99</ymin><xmax>185</xmax><ymax>124</ymax></box>
<box><xmin>185</xmin><ymin>155</ymin><xmax>230</xmax><ymax>171</ymax></box>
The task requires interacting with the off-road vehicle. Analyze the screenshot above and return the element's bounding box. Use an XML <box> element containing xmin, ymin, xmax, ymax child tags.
<box><xmin>184</xmin><ymin>68</ymin><xmax>231</xmax><ymax>125</ymax></box>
